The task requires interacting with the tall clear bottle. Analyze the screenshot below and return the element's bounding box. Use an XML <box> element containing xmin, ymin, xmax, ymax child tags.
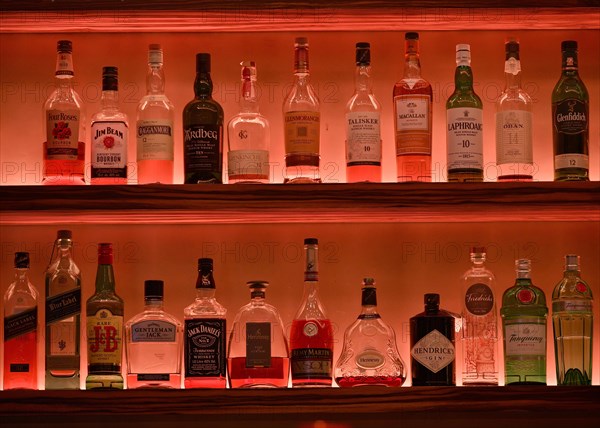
<box><xmin>3</xmin><ymin>252</ymin><xmax>39</xmax><ymax>390</ymax></box>
<box><xmin>136</xmin><ymin>44</ymin><xmax>175</xmax><ymax>184</ymax></box>
<box><xmin>446</xmin><ymin>44</ymin><xmax>484</xmax><ymax>182</ymax></box>
<box><xmin>45</xmin><ymin>230</ymin><xmax>81</xmax><ymax>389</ymax></box>
<box><xmin>345</xmin><ymin>42</ymin><xmax>382</xmax><ymax>183</ymax></box>
<box><xmin>393</xmin><ymin>32</ymin><xmax>433</xmax><ymax>182</ymax></box>
<box><xmin>43</xmin><ymin>40</ymin><xmax>85</xmax><ymax>185</ymax></box>
<box><xmin>283</xmin><ymin>38</ymin><xmax>321</xmax><ymax>183</ymax></box>
<box><xmin>289</xmin><ymin>238</ymin><xmax>333</xmax><ymax>387</ymax></box>
<box><xmin>552</xmin><ymin>255</ymin><xmax>593</xmax><ymax>385</ymax></box>
<box><xmin>227</xmin><ymin>61</ymin><xmax>271</xmax><ymax>183</ymax></box>
<box><xmin>461</xmin><ymin>247</ymin><xmax>498</xmax><ymax>386</ymax></box>
<box><xmin>496</xmin><ymin>39</ymin><xmax>534</xmax><ymax>181</ymax></box>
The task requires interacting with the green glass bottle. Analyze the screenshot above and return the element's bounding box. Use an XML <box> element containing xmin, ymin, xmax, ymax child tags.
<box><xmin>552</xmin><ymin>41</ymin><xmax>589</xmax><ymax>181</ymax></box>
<box><xmin>500</xmin><ymin>259</ymin><xmax>548</xmax><ymax>385</ymax></box>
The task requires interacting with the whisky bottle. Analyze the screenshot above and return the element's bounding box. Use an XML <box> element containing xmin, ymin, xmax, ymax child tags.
<box><xmin>45</xmin><ymin>230</ymin><xmax>81</xmax><ymax>389</ymax></box>
<box><xmin>446</xmin><ymin>44</ymin><xmax>484</xmax><ymax>182</ymax></box>
<box><xmin>552</xmin><ymin>255</ymin><xmax>593</xmax><ymax>385</ymax></box>
<box><xmin>393</xmin><ymin>32</ymin><xmax>433</xmax><ymax>182</ymax></box>
<box><xmin>496</xmin><ymin>40</ymin><xmax>534</xmax><ymax>181</ymax></box>
<box><xmin>183</xmin><ymin>53</ymin><xmax>224</xmax><ymax>184</ymax></box>
<box><xmin>501</xmin><ymin>259</ymin><xmax>548</xmax><ymax>385</ymax></box>
<box><xmin>43</xmin><ymin>40</ymin><xmax>85</xmax><ymax>185</ymax></box>
<box><xmin>283</xmin><ymin>38</ymin><xmax>321</xmax><ymax>183</ymax></box>
<box><xmin>85</xmin><ymin>243</ymin><xmax>124</xmax><ymax>389</ymax></box>
<box><xmin>552</xmin><ymin>40</ymin><xmax>589</xmax><ymax>181</ymax></box>
<box><xmin>3</xmin><ymin>252</ymin><xmax>39</xmax><ymax>390</ymax></box>
<box><xmin>227</xmin><ymin>61</ymin><xmax>271</xmax><ymax>183</ymax></box>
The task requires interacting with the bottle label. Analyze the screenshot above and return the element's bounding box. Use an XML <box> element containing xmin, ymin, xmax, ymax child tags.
<box><xmin>291</xmin><ymin>348</ymin><xmax>332</xmax><ymax>379</ymax></box>
<box><xmin>136</xmin><ymin>120</ymin><xmax>174</xmax><ymax>161</ymax></box>
<box><xmin>356</xmin><ymin>350</ymin><xmax>385</xmax><ymax>370</ymax></box>
<box><xmin>552</xmin><ymin>300</ymin><xmax>593</xmax><ymax>313</ymax></box>
<box><xmin>91</xmin><ymin>121</ymin><xmax>128</xmax><ymax>178</ymax></box>
<box><xmin>131</xmin><ymin>320</ymin><xmax>177</xmax><ymax>342</ymax></box>
<box><xmin>284</xmin><ymin>111</ymin><xmax>320</xmax><ymax>154</ymax></box>
<box><xmin>183</xmin><ymin>125</ymin><xmax>223</xmax><ymax>182</ymax></box>
<box><xmin>394</xmin><ymin>95</ymin><xmax>431</xmax><ymax>155</ymax></box>
<box><xmin>465</xmin><ymin>283</ymin><xmax>494</xmax><ymax>316</ymax></box>
<box><xmin>46</xmin><ymin>288</ymin><xmax>81</xmax><ymax>325</ymax></box>
<box><xmin>411</xmin><ymin>329</ymin><xmax>455</xmax><ymax>374</ymax></box>
<box><xmin>246</xmin><ymin>322</ymin><xmax>272</xmax><ymax>368</ymax></box>
<box><xmin>56</xmin><ymin>52</ymin><xmax>74</xmax><ymax>76</ymax></box>
<box><xmin>554</xmin><ymin>153</ymin><xmax>589</xmax><ymax>170</ymax></box>
<box><xmin>227</xmin><ymin>149</ymin><xmax>269</xmax><ymax>179</ymax></box>
<box><xmin>446</xmin><ymin>108</ymin><xmax>483</xmax><ymax>170</ymax></box>
<box><xmin>504</xmin><ymin>322</ymin><xmax>545</xmax><ymax>356</ymax></box>
<box><xmin>46</xmin><ymin>110</ymin><xmax>80</xmax><ymax>160</ymax></box>
<box><xmin>553</xmin><ymin>99</ymin><xmax>588</xmax><ymax>135</ymax></box>
<box><xmin>86</xmin><ymin>309</ymin><xmax>123</xmax><ymax>366</ymax></box>
<box><xmin>137</xmin><ymin>374</ymin><xmax>170</xmax><ymax>381</ymax></box>
<box><xmin>4</xmin><ymin>308</ymin><xmax>38</xmax><ymax>341</ymax></box>
<box><xmin>495</xmin><ymin>110</ymin><xmax>533</xmax><ymax>165</ymax></box>
<box><xmin>10</xmin><ymin>364</ymin><xmax>30</xmax><ymax>373</ymax></box>
<box><xmin>345</xmin><ymin>111</ymin><xmax>381</xmax><ymax>166</ymax></box>
<box><xmin>50</xmin><ymin>321</ymin><xmax>77</xmax><ymax>356</ymax></box>
<box><xmin>184</xmin><ymin>318</ymin><xmax>226</xmax><ymax>378</ymax></box>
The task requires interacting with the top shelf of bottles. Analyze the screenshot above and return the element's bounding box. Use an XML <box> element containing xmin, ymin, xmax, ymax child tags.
<box><xmin>1</xmin><ymin>0</ymin><xmax>598</xmax><ymax>32</ymax></box>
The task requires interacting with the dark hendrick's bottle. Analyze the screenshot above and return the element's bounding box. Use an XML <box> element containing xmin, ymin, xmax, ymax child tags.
<box><xmin>410</xmin><ymin>293</ymin><xmax>456</xmax><ymax>386</ymax></box>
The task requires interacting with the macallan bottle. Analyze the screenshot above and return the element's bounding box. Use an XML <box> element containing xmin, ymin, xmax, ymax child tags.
<box><xmin>393</xmin><ymin>32</ymin><xmax>433</xmax><ymax>182</ymax></box>
<box><xmin>43</xmin><ymin>40</ymin><xmax>85</xmax><ymax>185</ymax></box>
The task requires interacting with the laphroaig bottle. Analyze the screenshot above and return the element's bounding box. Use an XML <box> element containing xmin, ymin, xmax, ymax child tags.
<box><xmin>552</xmin><ymin>40</ymin><xmax>589</xmax><ymax>181</ymax></box>
<box><xmin>136</xmin><ymin>44</ymin><xmax>175</xmax><ymax>184</ymax></box>
<box><xmin>393</xmin><ymin>32</ymin><xmax>433</xmax><ymax>182</ymax></box>
<box><xmin>90</xmin><ymin>66</ymin><xmax>129</xmax><ymax>184</ymax></box>
<box><xmin>86</xmin><ymin>243</ymin><xmax>124</xmax><ymax>389</ymax></box>
<box><xmin>45</xmin><ymin>230</ymin><xmax>81</xmax><ymax>389</ymax></box>
<box><xmin>43</xmin><ymin>40</ymin><xmax>85</xmax><ymax>185</ymax></box>
<box><xmin>501</xmin><ymin>259</ymin><xmax>548</xmax><ymax>385</ymax></box>
<box><xmin>446</xmin><ymin>44</ymin><xmax>484</xmax><ymax>182</ymax></box>
<box><xmin>496</xmin><ymin>39</ymin><xmax>534</xmax><ymax>181</ymax></box>
<box><xmin>183</xmin><ymin>53</ymin><xmax>224</xmax><ymax>184</ymax></box>
<box><xmin>3</xmin><ymin>252</ymin><xmax>39</xmax><ymax>390</ymax></box>
<box><xmin>290</xmin><ymin>238</ymin><xmax>333</xmax><ymax>386</ymax></box>
<box><xmin>552</xmin><ymin>255</ymin><xmax>593</xmax><ymax>385</ymax></box>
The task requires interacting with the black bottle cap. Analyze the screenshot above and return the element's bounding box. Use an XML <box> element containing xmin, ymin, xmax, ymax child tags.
<box><xmin>198</xmin><ymin>257</ymin><xmax>213</xmax><ymax>270</ymax></box>
<box><xmin>562</xmin><ymin>40</ymin><xmax>577</xmax><ymax>51</ymax></box>
<box><xmin>247</xmin><ymin>280</ymin><xmax>269</xmax><ymax>289</ymax></box>
<box><xmin>425</xmin><ymin>293</ymin><xmax>440</xmax><ymax>308</ymax></box>
<box><xmin>144</xmin><ymin>280</ymin><xmax>164</xmax><ymax>300</ymax></box>
<box><xmin>505</xmin><ymin>40</ymin><xmax>520</xmax><ymax>60</ymax></box>
<box><xmin>355</xmin><ymin>42</ymin><xmax>370</xmax><ymax>66</ymax></box>
<box><xmin>14</xmin><ymin>252</ymin><xmax>30</xmax><ymax>269</ymax></box>
<box><xmin>361</xmin><ymin>277</ymin><xmax>377</xmax><ymax>306</ymax></box>
<box><xmin>304</xmin><ymin>238</ymin><xmax>318</xmax><ymax>245</ymax></box>
<box><xmin>57</xmin><ymin>230</ymin><xmax>72</xmax><ymax>240</ymax></box>
<box><xmin>57</xmin><ymin>40</ymin><xmax>72</xmax><ymax>53</ymax></box>
<box><xmin>196</xmin><ymin>53</ymin><xmax>211</xmax><ymax>73</ymax></box>
<box><xmin>102</xmin><ymin>66</ymin><xmax>118</xmax><ymax>91</ymax></box>
<box><xmin>405</xmin><ymin>32</ymin><xmax>419</xmax><ymax>40</ymax></box>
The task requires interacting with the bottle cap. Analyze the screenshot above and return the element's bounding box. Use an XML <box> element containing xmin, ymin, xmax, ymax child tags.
<box><xmin>405</xmin><ymin>32</ymin><xmax>419</xmax><ymax>40</ymax></box>
<box><xmin>295</xmin><ymin>37</ymin><xmax>308</xmax><ymax>47</ymax></box>
<box><xmin>148</xmin><ymin>44</ymin><xmax>163</xmax><ymax>64</ymax></box>
<box><xmin>304</xmin><ymin>238</ymin><xmax>318</xmax><ymax>246</ymax></box>
<box><xmin>98</xmin><ymin>243</ymin><xmax>113</xmax><ymax>264</ymax></box>
<box><xmin>361</xmin><ymin>277</ymin><xmax>377</xmax><ymax>306</ymax></box>
<box><xmin>198</xmin><ymin>257</ymin><xmax>213</xmax><ymax>270</ymax></box>
<box><xmin>561</xmin><ymin>40</ymin><xmax>577</xmax><ymax>51</ymax></box>
<box><xmin>247</xmin><ymin>280</ymin><xmax>269</xmax><ymax>289</ymax></box>
<box><xmin>470</xmin><ymin>246</ymin><xmax>486</xmax><ymax>254</ymax></box>
<box><xmin>144</xmin><ymin>280</ymin><xmax>164</xmax><ymax>300</ymax></box>
<box><xmin>240</xmin><ymin>60</ymin><xmax>256</xmax><ymax>80</ymax></box>
<box><xmin>57</xmin><ymin>40</ymin><xmax>72</xmax><ymax>53</ymax></box>
<box><xmin>14</xmin><ymin>252</ymin><xmax>30</xmax><ymax>269</ymax></box>
<box><xmin>102</xmin><ymin>66</ymin><xmax>118</xmax><ymax>91</ymax></box>
<box><xmin>196</xmin><ymin>53</ymin><xmax>211</xmax><ymax>73</ymax></box>
<box><xmin>425</xmin><ymin>293</ymin><xmax>440</xmax><ymax>308</ymax></box>
<box><xmin>355</xmin><ymin>42</ymin><xmax>370</xmax><ymax>66</ymax></box>
<box><xmin>505</xmin><ymin>39</ymin><xmax>520</xmax><ymax>60</ymax></box>
<box><xmin>57</xmin><ymin>230</ymin><xmax>72</xmax><ymax>240</ymax></box>
<box><xmin>456</xmin><ymin>44</ymin><xmax>471</xmax><ymax>65</ymax></box>
<box><xmin>565</xmin><ymin>254</ymin><xmax>580</xmax><ymax>270</ymax></box>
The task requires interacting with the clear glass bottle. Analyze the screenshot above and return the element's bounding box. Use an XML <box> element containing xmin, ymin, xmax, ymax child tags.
<box><xmin>136</xmin><ymin>44</ymin><xmax>175</xmax><ymax>184</ymax></box>
<box><xmin>500</xmin><ymin>259</ymin><xmax>548</xmax><ymax>385</ymax></box>
<box><xmin>183</xmin><ymin>258</ymin><xmax>227</xmax><ymax>388</ymax></box>
<box><xmin>3</xmin><ymin>252</ymin><xmax>39</xmax><ymax>390</ymax></box>
<box><xmin>393</xmin><ymin>32</ymin><xmax>433</xmax><ymax>182</ymax></box>
<box><xmin>552</xmin><ymin>255</ymin><xmax>593</xmax><ymax>385</ymax></box>
<box><xmin>335</xmin><ymin>278</ymin><xmax>406</xmax><ymax>387</ymax></box>
<box><xmin>460</xmin><ymin>247</ymin><xmax>498</xmax><ymax>386</ymax></box>
<box><xmin>227</xmin><ymin>61</ymin><xmax>270</xmax><ymax>184</ymax></box>
<box><xmin>43</xmin><ymin>40</ymin><xmax>85</xmax><ymax>185</ymax></box>
<box><xmin>345</xmin><ymin>42</ymin><xmax>382</xmax><ymax>183</ymax></box>
<box><xmin>289</xmin><ymin>238</ymin><xmax>333</xmax><ymax>387</ymax></box>
<box><xmin>90</xmin><ymin>66</ymin><xmax>129</xmax><ymax>184</ymax></box>
<box><xmin>227</xmin><ymin>281</ymin><xmax>289</xmax><ymax>388</ymax></box>
<box><xmin>125</xmin><ymin>280</ymin><xmax>183</xmax><ymax>389</ymax></box>
<box><xmin>496</xmin><ymin>39</ymin><xmax>534</xmax><ymax>181</ymax></box>
<box><xmin>45</xmin><ymin>230</ymin><xmax>81</xmax><ymax>389</ymax></box>
<box><xmin>85</xmin><ymin>243</ymin><xmax>124</xmax><ymax>389</ymax></box>
<box><xmin>283</xmin><ymin>37</ymin><xmax>321</xmax><ymax>183</ymax></box>
<box><xmin>446</xmin><ymin>44</ymin><xmax>484</xmax><ymax>182</ymax></box>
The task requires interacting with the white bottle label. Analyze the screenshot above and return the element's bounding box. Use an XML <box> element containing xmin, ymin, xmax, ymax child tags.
<box><xmin>136</xmin><ymin>120</ymin><xmax>174</xmax><ymax>161</ymax></box>
<box><xmin>446</xmin><ymin>108</ymin><xmax>483</xmax><ymax>170</ymax></box>
<box><xmin>504</xmin><ymin>323</ymin><xmax>545</xmax><ymax>356</ymax></box>
<box><xmin>555</xmin><ymin>153</ymin><xmax>589</xmax><ymax>169</ymax></box>
<box><xmin>345</xmin><ymin>111</ymin><xmax>381</xmax><ymax>165</ymax></box>
<box><xmin>496</xmin><ymin>110</ymin><xmax>532</xmax><ymax>165</ymax></box>
<box><xmin>395</xmin><ymin>95</ymin><xmax>429</xmax><ymax>131</ymax></box>
<box><xmin>91</xmin><ymin>121</ymin><xmax>128</xmax><ymax>177</ymax></box>
<box><xmin>227</xmin><ymin>149</ymin><xmax>269</xmax><ymax>179</ymax></box>
<box><xmin>411</xmin><ymin>329</ymin><xmax>455</xmax><ymax>373</ymax></box>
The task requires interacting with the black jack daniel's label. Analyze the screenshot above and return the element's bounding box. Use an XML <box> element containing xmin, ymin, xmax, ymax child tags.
<box><xmin>184</xmin><ymin>318</ymin><xmax>226</xmax><ymax>377</ymax></box>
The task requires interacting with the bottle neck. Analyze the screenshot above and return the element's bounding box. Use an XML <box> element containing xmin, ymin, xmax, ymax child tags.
<box><xmin>358</xmin><ymin>287</ymin><xmax>379</xmax><ymax>319</ymax></box>
<box><xmin>562</xmin><ymin>51</ymin><xmax>579</xmax><ymax>76</ymax></box>
<box><xmin>101</xmin><ymin>90</ymin><xmax>119</xmax><ymax>110</ymax></box>
<box><xmin>95</xmin><ymin>263</ymin><xmax>115</xmax><ymax>293</ymax></box>
<box><xmin>194</xmin><ymin>72</ymin><xmax>213</xmax><ymax>99</ymax></box>
<box><xmin>504</xmin><ymin>58</ymin><xmax>522</xmax><ymax>89</ymax></box>
<box><xmin>195</xmin><ymin>288</ymin><xmax>216</xmax><ymax>300</ymax></box>
<box><xmin>425</xmin><ymin>304</ymin><xmax>439</xmax><ymax>315</ymax></box>
<box><xmin>240</xmin><ymin>76</ymin><xmax>259</xmax><ymax>113</ymax></box>
<box><xmin>147</xmin><ymin>63</ymin><xmax>165</xmax><ymax>95</ymax></box>
<box><xmin>403</xmin><ymin>40</ymin><xmax>422</xmax><ymax>79</ymax></box>
<box><xmin>455</xmin><ymin>65</ymin><xmax>474</xmax><ymax>92</ymax></box>
<box><xmin>355</xmin><ymin>64</ymin><xmax>373</xmax><ymax>93</ymax></box>
<box><xmin>144</xmin><ymin>298</ymin><xmax>164</xmax><ymax>310</ymax></box>
<box><xmin>14</xmin><ymin>267</ymin><xmax>31</xmax><ymax>290</ymax></box>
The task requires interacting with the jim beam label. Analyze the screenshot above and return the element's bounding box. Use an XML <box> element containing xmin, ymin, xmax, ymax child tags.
<box><xmin>346</xmin><ymin>111</ymin><xmax>381</xmax><ymax>166</ymax></box>
<box><xmin>131</xmin><ymin>320</ymin><xmax>177</xmax><ymax>342</ymax></box>
<box><xmin>86</xmin><ymin>309</ymin><xmax>123</xmax><ymax>366</ymax></box>
<box><xmin>91</xmin><ymin>121</ymin><xmax>128</xmax><ymax>178</ymax></box>
<box><xmin>465</xmin><ymin>283</ymin><xmax>494</xmax><ymax>316</ymax></box>
<box><xmin>46</xmin><ymin>110</ymin><xmax>80</xmax><ymax>160</ymax></box>
<box><xmin>411</xmin><ymin>329</ymin><xmax>455</xmax><ymax>373</ymax></box>
<box><xmin>246</xmin><ymin>322</ymin><xmax>272</xmax><ymax>368</ymax></box>
<box><xmin>446</xmin><ymin>108</ymin><xmax>483</xmax><ymax>171</ymax></box>
<box><xmin>394</xmin><ymin>95</ymin><xmax>431</xmax><ymax>155</ymax></box>
<box><xmin>284</xmin><ymin>111</ymin><xmax>320</xmax><ymax>154</ymax></box>
<box><xmin>504</xmin><ymin>322</ymin><xmax>546</xmax><ymax>356</ymax></box>
<box><xmin>4</xmin><ymin>308</ymin><xmax>38</xmax><ymax>341</ymax></box>
<box><xmin>137</xmin><ymin>120</ymin><xmax>174</xmax><ymax>161</ymax></box>
<box><xmin>184</xmin><ymin>318</ymin><xmax>226</xmax><ymax>377</ymax></box>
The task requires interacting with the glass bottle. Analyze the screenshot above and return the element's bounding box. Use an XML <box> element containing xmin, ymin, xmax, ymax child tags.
<box><xmin>136</xmin><ymin>44</ymin><xmax>175</xmax><ymax>184</ymax></box>
<box><xmin>85</xmin><ymin>243</ymin><xmax>124</xmax><ymax>389</ymax></box>
<box><xmin>283</xmin><ymin>37</ymin><xmax>321</xmax><ymax>183</ymax></box>
<box><xmin>289</xmin><ymin>238</ymin><xmax>333</xmax><ymax>387</ymax></box>
<box><xmin>552</xmin><ymin>40</ymin><xmax>589</xmax><ymax>181</ymax></box>
<box><xmin>393</xmin><ymin>32</ymin><xmax>433</xmax><ymax>182</ymax></box>
<box><xmin>42</xmin><ymin>40</ymin><xmax>85</xmax><ymax>185</ymax></box>
<box><xmin>3</xmin><ymin>252</ymin><xmax>39</xmax><ymax>390</ymax></box>
<box><xmin>496</xmin><ymin>39</ymin><xmax>534</xmax><ymax>181</ymax></box>
<box><xmin>460</xmin><ymin>247</ymin><xmax>498</xmax><ymax>386</ymax></box>
<box><xmin>44</xmin><ymin>230</ymin><xmax>81</xmax><ymax>389</ymax></box>
<box><xmin>183</xmin><ymin>53</ymin><xmax>224</xmax><ymax>184</ymax></box>
<box><xmin>125</xmin><ymin>280</ymin><xmax>183</xmax><ymax>389</ymax></box>
<box><xmin>345</xmin><ymin>42</ymin><xmax>382</xmax><ymax>183</ymax></box>
<box><xmin>552</xmin><ymin>255</ymin><xmax>593</xmax><ymax>385</ymax></box>
<box><xmin>334</xmin><ymin>278</ymin><xmax>406</xmax><ymax>387</ymax></box>
<box><xmin>183</xmin><ymin>258</ymin><xmax>227</xmax><ymax>388</ymax></box>
<box><xmin>410</xmin><ymin>293</ymin><xmax>456</xmax><ymax>386</ymax></box>
<box><xmin>227</xmin><ymin>61</ymin><xmax>271</xmax><ymax>184</ymax></box>
<box><xmin>90</xmin><ymin>66</ymin><xmax>129</xmax><ymax>184</ymax></box>
<box><xmin>227</xmin><ymin>281</ymin><xmax>290</xmax><ymax>388</ymax></box>
<box><xmin>446</xmin><ymin>44</ymin><xmax>484</xmax><ymax>182</ymax></box>
<box><xmin>500</xmin><ymin>259</ymin><xmax>548</xmax><ymax>385</ymax></box>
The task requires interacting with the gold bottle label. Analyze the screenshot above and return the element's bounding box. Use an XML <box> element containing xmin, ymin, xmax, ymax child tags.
<box><xmin>87</xmin><ymin>309</ymin><xmax>123</xmax><ymax>366</ymax></box>
<box><xmin>284</xmin><ymin>111</ymin><xmax>320</xmax><ymax>154</ymax></box>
